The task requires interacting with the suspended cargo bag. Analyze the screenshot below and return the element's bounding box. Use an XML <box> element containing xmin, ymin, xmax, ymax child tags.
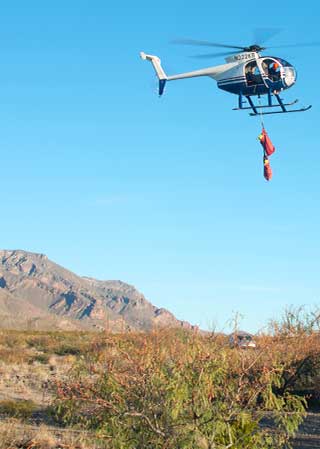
<box><xmin>263</xmin><ymin>155</ymin><xmax>272</xmax><ymax>181</ymax></box>
<box><xmin>258</xmin><ymin>128</ymin><xmax>275</xmax><ymax>156</ymax></box>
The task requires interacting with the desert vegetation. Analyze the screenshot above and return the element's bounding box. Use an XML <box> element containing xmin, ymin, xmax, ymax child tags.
<box><xmin>0</xmin><ymin>308</ymin><xmax>318</xmax><ymax>448</ymax></box>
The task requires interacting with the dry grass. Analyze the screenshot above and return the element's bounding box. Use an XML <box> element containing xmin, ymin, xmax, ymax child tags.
<box><xmin>0</xmin><ymin>419</ymin><xmax>108</xmax><ymax>449</ymax></box>
<box><xmin>0</xmin><ymin>399</ymin><xmax>37</xmax><ymax>419</ymax></box>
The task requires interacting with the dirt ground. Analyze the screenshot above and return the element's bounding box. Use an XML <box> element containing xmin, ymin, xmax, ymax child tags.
<box><xmin>0</xmin><ymin>413</ymin><xmax>319</xmax><ymax>449</ymax></box>
<box><xmin>292</xmin><ymin>413</ymin><xmax>320</xmax><ymax>449</ymax></box>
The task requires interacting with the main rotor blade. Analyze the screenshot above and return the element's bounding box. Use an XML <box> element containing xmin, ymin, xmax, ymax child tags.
<box><xmin>171</xmin><ymin>38</ymin><xmax>245</xmax><ymax>50</ymax></box>
<box><xmin>190</xmin><ymin>50</ymin><xmax>239</xmax><ymax>59</ymax></box>
<box><xmin>268</xmin><ymin>41</ymin><xmax>320</xmax><ymax>49</ymax></box>
<box><xmin>253</xmin><ymin>27</ymin><xmax>282</xmax><ymax>45</ymax></box>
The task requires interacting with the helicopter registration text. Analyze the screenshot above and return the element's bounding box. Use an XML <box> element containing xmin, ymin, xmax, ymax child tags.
<box><xmin>227</xmin><ymin>52</ymin><xmax>256</xmax><ymax>62</ymax></box>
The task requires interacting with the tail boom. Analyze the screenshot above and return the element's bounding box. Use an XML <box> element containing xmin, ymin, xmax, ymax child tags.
<box><xmin>140</xmin><ymin>51</ymin><xmax>232</xmax><ymax>96</ymax></box>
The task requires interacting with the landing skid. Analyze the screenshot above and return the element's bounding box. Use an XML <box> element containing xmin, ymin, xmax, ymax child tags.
<box><xmin>234</xmin><ymin>92</ymin><xmax>312</xmax><ymax>116</ymax></box>
<box><xmin>249</xmin><ymin>105</ymin><xmax>312</xmax><ymax>116</ymax></box>
<box><xmin>233</xmin><ymin>99</ymin><xmax>299</xmax><ymax>111</ymax></box>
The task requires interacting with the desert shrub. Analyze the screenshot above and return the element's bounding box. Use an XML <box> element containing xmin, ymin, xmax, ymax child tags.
<box><xmin>29</xmin><ymin>353</ymin><xmax>50</xmax><ymax>364</ymax></box>
<box><xmin>52</xmin><ymin>330</ymin><xmax>307</xmax><ymax>449</ymax></box>
<box><xmin>0</xmin><ymin>330</ymin><xmax>93</xmax><ymax>366</ymax></box>
<box><xmin>0</xmin><ymin>348</ymin><xmax>31</xmax><ymax>365</ymax></box>
<box><xmin>26</xmin><ymin>334</ymin><xmax>54</xmax><ymax>352</ymax></box>
<box><xmin>0</xmin><ymin>399</ymin><xmax>37</xmax><ymax>419</ymax></box>
<box><xmin>26</xmin><ymin>331</ymin><xmax>90</xmax><ymax>357</ymax></box>
<box><xmin>0</xmin><ymin>331</ymin><xmax>26</xmax><ymax>349</ymax></box>
<box><xmin>266</xmin><ymin>306</ymin><xmax>320</xmax><ymax>404</ymax></box>
<box><xmin>54</xmin><ymin>345</ymin><xmax>82</xmax><ymax>356</ymax></box>
<box><xmin>0</xmin><ymin>331</ymin><xmax>31</xmax><ymax>364</ymax></box>
<box><xmin>270</xmin><ymin>305</ymin><xmax>320</xmax><ymax>337</ymax></box>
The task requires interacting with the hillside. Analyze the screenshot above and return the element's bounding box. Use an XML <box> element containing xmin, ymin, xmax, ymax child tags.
<box><xmin>0</xmin><ymin>250</ymin><xmax>194</xmax><ymax>332</ymax></box>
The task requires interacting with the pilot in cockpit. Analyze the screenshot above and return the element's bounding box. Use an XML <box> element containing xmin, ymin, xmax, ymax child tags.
<box><xmin>245</xmin><ymin>63</ymin><xmax>262</xmax><ymax>85</ymax></box>
<box><xmin>268</xmin><ymin>62</ymin><xmax>280</xmax><ymax>82</ymax></box>
<box><xmin>246</xmin><ymin>65</ymin><xmax>255</xmax><ymax>85</ymax></box>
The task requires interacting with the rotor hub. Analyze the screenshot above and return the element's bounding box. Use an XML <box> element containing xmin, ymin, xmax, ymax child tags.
<box><xmin>244</xmin><ymin>45</ymin><xmax>266</xmax><ymax>52</ymax></box>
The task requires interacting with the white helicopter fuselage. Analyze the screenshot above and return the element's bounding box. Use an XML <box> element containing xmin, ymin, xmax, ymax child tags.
<box><xmin>141</xmin><ymin>51</ymin><xmax>296</xmax><ymax>97</ymax></box>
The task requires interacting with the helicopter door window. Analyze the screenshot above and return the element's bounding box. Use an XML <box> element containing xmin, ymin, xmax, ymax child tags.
<box><xmin>262</xmin><ymin>58</ymin><xmax>281</xmax><ymax>82</ymax></box>
<box><xmin>245</xmin><ymin>62</ymin><xmax>263</xmax><ymax>86</ymax></box>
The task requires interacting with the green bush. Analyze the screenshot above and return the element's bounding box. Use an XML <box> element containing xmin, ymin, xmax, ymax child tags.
<box><xmin>52</xmin><ymin>331</ymin><xmax>307</xmax><ymax>449</ymax></box>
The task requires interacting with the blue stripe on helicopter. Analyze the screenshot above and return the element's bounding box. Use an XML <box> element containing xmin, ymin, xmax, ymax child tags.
<box><xmin>218</xmin><ymin>77</ymin><xmax>246</xmax><ymax>85</ymax></box>
<box><xmin>218</xmin><ymin>74</ymin><xmax>270</xmax><ymax>83</ymax></box>
<box><xmin>218</xmin><ymin>81</ymin><xmax>270</xmax><ymax>95</ymax></box>
<box><xmin>218</xmin><ymin>80</ymin><xmax>245</xmax><ymax>86</ymax></box>
<box><xmin>218</xmin><ymin>76</ymin><xmax>270</xmax><ymax>86</ymax></box>
<box><xmin>218</xmin><ymin>80</ymin><xmax>245</xmax><ymax>85</ymax></box>
<box><xmin>218</xmin><ymin>75</ymin><xmax>245</xmax><ymax>82</ymax></box>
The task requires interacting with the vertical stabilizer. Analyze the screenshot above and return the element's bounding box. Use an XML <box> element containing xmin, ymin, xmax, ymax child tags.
<box><xmin>140</xmin><ymin>52</ymin><xmax>167</xmax><ymax>96</ymax></box>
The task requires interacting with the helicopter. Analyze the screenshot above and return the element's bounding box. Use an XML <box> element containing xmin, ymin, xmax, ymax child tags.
<box><xmin>140</xmin><ymin>39</ymin><xmax>312</xmax><ymax>116</ymax></box>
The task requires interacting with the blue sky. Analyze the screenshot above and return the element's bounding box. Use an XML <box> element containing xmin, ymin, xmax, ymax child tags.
<box><xmin>1</xmin><ymin>1</ymin><xmax>320</xmax><ymax>332</ymax></box>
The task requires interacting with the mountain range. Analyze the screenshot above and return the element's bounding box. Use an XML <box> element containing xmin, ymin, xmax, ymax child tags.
<box><xmin>0</xmin><ymin>250</ymin><xmax>194</xmax><ymax>332</ymax></box>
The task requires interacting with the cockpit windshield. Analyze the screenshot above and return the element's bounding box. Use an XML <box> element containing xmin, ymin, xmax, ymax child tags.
<box><xmin>274</xmin><ymin>57</ymin><xmax>292</xmax><ymax>67</ymax></box>
<box><xmin>244</xmin><ymin>57</ymin><xmax>295</xmax><ymax>88</ymax></box>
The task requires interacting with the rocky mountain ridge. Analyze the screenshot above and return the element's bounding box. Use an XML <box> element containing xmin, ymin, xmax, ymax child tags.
<box><xmin>0</xmin><ymin>250</ymin><xmax>194</xmax><ymax>332</ymax></box>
